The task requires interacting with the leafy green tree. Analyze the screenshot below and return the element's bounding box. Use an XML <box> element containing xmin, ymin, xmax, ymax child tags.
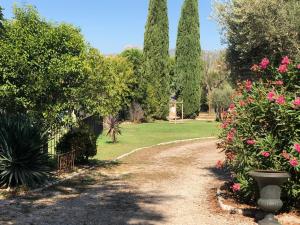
<box><xmin>175</xmin><ymin>0</ymin><xmax>202</xmax><ymax>117</ymax></box>
<box><xmin>83</xmin><ymin>48</ymin><xmax>134</xmax><ymax>117</ymax></box>
<box><xmin>209</xmin><ymin>83</ymin><xmax>234</xmax><ymax>120</ymax></box>
<box><xmin>202</xmin><ymin>50</ymin><xmax>230</xmax><ymax>113</ymax></box>
<box><xmin>143</xmin><ymin>0</ymin><xmax>170</xmax><ymax>119</ymax></box>
<box><xmin>214</xmin><ymin>0</ymin><xmax>300</xmax><ymax>82</ymax></box>
<box><xmin>0</xmin><ymin>6</ymin><xmax>86</xmax><ymax>126</ymax></box>
<box><xmin>120</xmin><ymin>48</ymin><xmax>144</xmax><ymax>104</ymax></box>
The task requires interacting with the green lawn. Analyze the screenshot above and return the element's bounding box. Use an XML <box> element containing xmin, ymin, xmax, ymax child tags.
<box><xmin>96</xmin><ymin>120</ymin><xmax>220</xmax><ymax>160</ymax></box>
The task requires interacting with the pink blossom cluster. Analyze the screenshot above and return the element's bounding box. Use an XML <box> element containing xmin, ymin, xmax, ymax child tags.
<box><xmin>261</xmin><ymin>151</ymin><xmax>270</xmax><ymax>157</ymax></box>
<box><xmin>277</xmin><ymin>56</ymin><xmax>290</xmax><ymax>73</ymax></box>
<box><xmin>231</xmin><ymin>183</ymin><xmax>241</xmax><ymax>192</ymax></box>
<box><xmin>226</xmin><ymin>128</ymin><xmax>236</xmax><ymax>142</ymax></box>
<box><xmin>293</xmin><ymin>97</ymin><xmax>300</xmax><ymax>108</ymax></box>
<box><xmin>280</xmin><ymin>144</ymin><xmax>300</xmax><ymax>167</ymax></box>
<box><xmin>267</xmin><ymin>91</ymin><xmax>285</xmax><ymax>105</ymax></box>
<box><xmin>260</xmin><ymin>58</ymin><xmax>270</xmax><ymax>70</ymax></box>
<box><xmin>245</xmin><ymin>80</ymin><xmax>252</xmax><ymax>92</ymax></box>
<box><xmin>246</xmin><ymin>139</ymin><xmax>256</xmax><ymax>145</ymax></box>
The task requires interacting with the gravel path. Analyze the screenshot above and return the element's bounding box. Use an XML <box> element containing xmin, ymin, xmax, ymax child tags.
<box><xmin>0</xmin><ymin>139</ymin><xmax>256</xmax><ymax>225</ymax></box>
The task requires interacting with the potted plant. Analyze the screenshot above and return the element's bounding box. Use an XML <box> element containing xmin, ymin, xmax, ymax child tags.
<box><xmin>249</xmin><ymin>170</ymin><xmax>290</xmax><ymax>225</ymax></box>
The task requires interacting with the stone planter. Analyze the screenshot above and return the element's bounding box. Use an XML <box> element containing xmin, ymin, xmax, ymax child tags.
<box><xmin>249</xmin><ymin>170</ymin><xmax>290</xmax><ymax>225</ymax></box>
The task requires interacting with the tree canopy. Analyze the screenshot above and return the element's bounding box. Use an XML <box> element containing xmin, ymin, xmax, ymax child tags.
<box><xmin>0</xmin><ymin>6</ymin><xmax>86</xmax><ymax>125</ymax></box>
<box><xmin>214</xmin><ymin>0</ymin><xmax>300</xmax><ymax>82</ymax></box>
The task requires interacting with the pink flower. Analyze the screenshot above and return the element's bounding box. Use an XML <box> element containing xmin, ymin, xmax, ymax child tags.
<box><xmin>297</xmin><ymin>64</ymin><xmax>300</xmax><ymax>70</ymax></box>
<box><xmin>281</xmin><ymin>150</ymin><xmax>290</xmax><ymax>160</ymax></box>
<box><xmin>226</xmin><ymin>128</ymin><xmax>236</xmax><ymax>142</ymax></box>
<box><xmin>293</xmin><ymin>98</ymin><xmax>300</xmax><ymax>108</ymax></box>
<box><xmin>261</xmin><ymin>151</ymin><xmax>270</xmax><ymax>157</ymax></box>
<box><xmin>221</xmin><ymin>122</ymin><xmax>228</xmax><ymax>129</ymax></box>
<box><xmin>281</xmin><ymin>56</ymin><xmax>290</xmax><ymax>65</ymax></box>
<box><xmin>260</xmin><ymin>58</ymin><xmax>270</xmax><ymax>70</ymax></box>
<box><xmin>289</xmin><ymin>158</ymin><xmax>299</xmax><ymax>167</ymax></box>
<box><xmin>227</xmin><ymin>132</ymin><xmax>234</xmax><ymax>142</ymax></box>
<box><xmin>267</xmin><ymin>91</ymin><xmax>276</xmax><ymax>101</ymax></box>
<box><xmin>276</xmin><ymin>95</ymin><xmax>285</xmax><ymax>105</ymax></box>
<box><xmin>274</xmin><ymin>80</ymin><xmax>284</xmax><ymax>86</ymax></box>
<box><xmin>229</xmin><ymin>103</ymin><xmax>235</xmax><ymax>111</ymax></box>
<box><xmin>246</xmin><ymin>139</ymin><xmax>256</xmax><ymax>145</ymax></box>
<box><xmin>216</xmin><ymin>160</ymin><xmax>223</xmax><ymax>169</ymax></box>
<box><xmin>251</xmin><ymin>64</ymin><xmax>260</xmax><ymax>72</ymax></box>
<box><xmin>239</xmin><ymin>100</ymin><xmax>246</xmax><ymax>107</ymax></box>
<box><xmin>245</xmin><ymin>80</ymin><xmax>252</xmax><ymax>92</ymax></box>
<box><xmin>278</xmin><ymin>64</ymin><xmax>288</xmax><ymax>73</ymax></box>
<box><xmin>232</xmin><ymin>183</ymin><xmax>241</xmax><ymax>192</ymax></box>
<box><xmin>294</xmin><ymin>143</ymin><xmax>300</xmax><ymax>153</ymax></box>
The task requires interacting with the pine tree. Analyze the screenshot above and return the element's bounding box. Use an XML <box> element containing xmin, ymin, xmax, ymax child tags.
<box><xmin>175</xmin><ymin>0</ymin><xmax>202</xmax><ymax>117</ymax></box>
<box><xmin>143</xmin><ymin>0</ymin><xmax>170</xmax><ymax>119</ymax></box>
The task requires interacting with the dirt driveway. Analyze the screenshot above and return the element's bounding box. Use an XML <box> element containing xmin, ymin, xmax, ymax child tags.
<box><xmin>0</xmin><ymin>139</ymin><xmax>256</xmax><ymax>225</ymax></box>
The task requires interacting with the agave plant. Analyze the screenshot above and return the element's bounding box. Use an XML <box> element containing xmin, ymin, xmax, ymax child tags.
<box><xmin>105</xmin><ymin>116</ymin><xmax>121</xmax><ymax>143</ymax></box>
<box><xmin>0</xmin><ymin>113</ymin><xmax>50</xmax><ymax>188</ymax></box>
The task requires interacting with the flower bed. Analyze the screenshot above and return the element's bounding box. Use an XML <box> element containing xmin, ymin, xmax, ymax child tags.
<box><xmin>218</xmin><ymin>56</ymin><xmax>300</xmax><ymax>209</ymax></box>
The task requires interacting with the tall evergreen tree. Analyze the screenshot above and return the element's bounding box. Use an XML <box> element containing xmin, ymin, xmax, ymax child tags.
<box><xmin>175</xmin><ymin>0</ymin><xmax>202</xmax><ymax>117</ymax></box>
<box><xmin>0</xmin><ymin>6</ymin><xmax>4</xmax><ymax>35</ymax></box>
<box><xmin>143</xmin><ymin>0</ymin><xmax>170</xmax><ymax>119</ymax></box>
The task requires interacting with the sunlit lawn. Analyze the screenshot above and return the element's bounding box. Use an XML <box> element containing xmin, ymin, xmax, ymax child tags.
<box><xmin>96</xmin><ymin>120</ymin><xmax>220</xmax><ymax>160</ymax></box>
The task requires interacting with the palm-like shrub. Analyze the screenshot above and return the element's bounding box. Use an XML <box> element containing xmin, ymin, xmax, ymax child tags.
<box><xmin>219</xmin><ymin>57</ymin><xmax>300</xmax><ymax>207</ymax></box>
<box><xmin>105</xmin><ymin>116</ymin><xmax>121</xmax><ymax>143</ymax></box>
<box><xmin>0</xmin><ymin>113</ymin><xmax>50</xmax><ymax>188</ymax></box>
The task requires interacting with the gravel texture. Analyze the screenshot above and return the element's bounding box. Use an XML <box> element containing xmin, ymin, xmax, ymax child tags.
<box><xmin>0</xmin><ymin>139</ymin><xmax>257</xmax><ymax>225</ymax></box>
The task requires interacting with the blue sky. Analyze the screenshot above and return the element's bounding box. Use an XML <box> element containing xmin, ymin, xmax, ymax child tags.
<box><xmin>1</xmin><ymin>0</ymin><xmax>224</xmax><ymax>54</ymax></box>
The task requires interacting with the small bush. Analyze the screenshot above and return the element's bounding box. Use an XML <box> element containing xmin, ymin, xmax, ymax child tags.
<box><xmin>219</xmin><ymin>56</ymin><xmax>300</xmax><ymax>208</ymax></box>
<box><xmin>56</xmin><ymin>126</ymin><xmax>97</xmax><ymax>163</ymax></box>
<box><xmin>0</xmin><ymin>113</ymin><xmax>50</xmax><ymax>188</ymax></box>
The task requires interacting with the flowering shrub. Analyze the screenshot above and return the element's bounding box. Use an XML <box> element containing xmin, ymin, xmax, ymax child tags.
<box><xmin>219</xmin><ymin>56</ymin><xmax>300</xmax><ymax>207</ymax></box>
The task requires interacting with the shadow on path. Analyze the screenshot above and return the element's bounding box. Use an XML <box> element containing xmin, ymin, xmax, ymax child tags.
<box><xmin>0</xmin><ymin>171</ymin><xmax>172</xmax><ymax>225</ymax></box>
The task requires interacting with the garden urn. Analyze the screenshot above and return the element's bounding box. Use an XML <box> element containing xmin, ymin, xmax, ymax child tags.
<box><xmin>249</xmin><ymin>170</ymin><xmax>290</xmax><ymax>225</ymax></box>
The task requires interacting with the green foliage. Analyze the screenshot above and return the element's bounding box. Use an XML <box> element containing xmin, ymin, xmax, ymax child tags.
<box><xmin>0</xmin><ymin>5</ymin><xmax>86</xmax><ymax>126</ymax></box>
<box><xmin>202</xmin><ymin>50</ymin><xmax>230</xmax><ymax>113</ymax></box>
<box><xmin>219</xmin><ymin>57</ymin><xmax>300</xmax><ymax>207</ymax></box>
<box><xmin>0</xmin><ymin>113</ymin><xmax>50</xmax><ymax>188</ymax></box>
<box><xmin>83</xmin><ymin>48</ymin><xmax>134</xmax><ymax>116</ymax></box>
<box><xmin>105</xmin><ymin>116</ymin><xmax>122</xmax><ymax>143</ymax></box>
<box><xmin>214</xmin><ymin>0</ymin><xmax>300</xmax><ymax>82</ymax></box>
<box><xmin>209</xmin><ymin>83</ymin><xmax>234</xmax><ymax>120</ymax></box>
<box><xmin>143</xmin><ymin>0</ymin><xmax>170</xmax><ymax>119</ymax></box>
<box><xmin>120</xmin><ymin>48</ymin><xmax>144</xmax><ymax>104</ymax></box>
<box><xmin>56</xmin><ymin>126</ymin><xmax>97</xmax><ymax>163</ymax></box>
<box><xmin>175</xmin><ymin>0</ymin><xmax>202</xmax><ymax>117</ymax></box>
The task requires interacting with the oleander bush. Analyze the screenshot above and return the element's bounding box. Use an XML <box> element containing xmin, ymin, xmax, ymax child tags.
<box><xmin>0</xmin><ymin>113</ymin><xmax>50</xmax><ymax>188</ymax></box>
<box><xmin>219</xmin><ymin>56</ymin><xmax>300</xmax><ymax>208</ymax></box>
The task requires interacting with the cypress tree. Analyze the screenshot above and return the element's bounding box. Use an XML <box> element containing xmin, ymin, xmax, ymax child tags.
<box><xmin>0</xmin><ymin>6</ymin><xmax>4</xmax><ymax>34</ymax></box>
<box><xmin>143</xmin><ymin>0</ymin><xmax>170</xmax><ymax>119</ymax></box>
<box><xmin>175</xmin><ymin>0</ymin><xmax>202</xmax><ymax>117</ymax></box>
